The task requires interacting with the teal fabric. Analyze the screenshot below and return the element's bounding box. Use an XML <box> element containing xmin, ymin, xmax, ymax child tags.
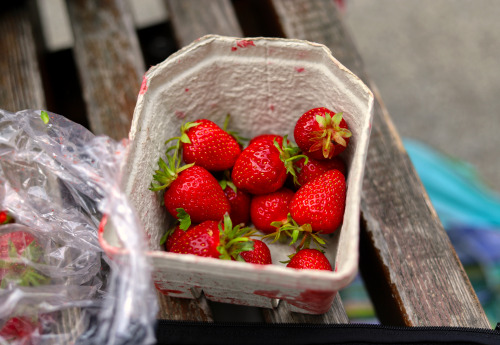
<box><xmin>341</xmin><ymin>139</ymin><xmax>500</xmax><ymax>325</ymax></box>
<box><xmin>403</xmin><ymin>138</ymin><xmax>500</xmax><ymax>230</ymax></box>
<box><xmin>404</xmin><ymin>138</ymin><xmax>500</xmax><ymax>326</ymax></box>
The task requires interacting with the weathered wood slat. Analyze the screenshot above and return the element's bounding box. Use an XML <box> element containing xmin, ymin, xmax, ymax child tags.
<box><xmin>66</xmin><ymin>0</ymin><xmax>214</xmax><ymax>322</ymax></box>
<box><xmin>0</xmin><ymin>6</ymin><xmax>46</xmax><ymax>111</ymax></box>
<box><xmin>262</xmin><ymin>294</ymin><xmax>349</xmax><ymax>323</ymax></box>
<box><xmin>156</xmin><ymin>291</ymin><xmax>213</xmax><ymax>321</ymax></box>
<box><xmin>165</xmin><ymin>0</ymin><xmax>243</xmax><ymax>45</ymax></box>
<box><xmin>66</xmin><ymin>0</ymin><xmax>144</xmax><ymax>140</ymax></box>
<box><xmin>270</xmin><ymin>0</ymin><xmax>490</xmax><ymax>327</ymax></box>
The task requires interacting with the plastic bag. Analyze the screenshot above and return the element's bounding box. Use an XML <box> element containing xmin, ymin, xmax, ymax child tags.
<box><xmin>0</xmin><ymin>109</ymin><xmax>157</xmax><ymax>344</ymax></box>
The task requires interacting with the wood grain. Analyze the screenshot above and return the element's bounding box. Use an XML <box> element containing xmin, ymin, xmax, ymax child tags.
<box><xmin>0</xmin><ymin>6</ymin><xmax>46</xmax><ymax>111</ymax></box>
<box><xmin>262</xmin><ymin>294</ymin><xmax>349</xmax><ymax>324</ymax></box>
<box><xmin>165</xmin><ymin>0</ymin><xmax>243</xmax><ymax>45</ymax></box>
<box><xmin>156</xmin><ymin>292</ymin><xmax>213</xmax><ymax>321</ymax></box>
<box><xmin>270</xmin><ymin>0</ymin><xmax>490</xmax><ymax>327</ymax></box>
<box><xmin>66</xmin><ymin>0</ymin><xmax>215</xmax><ymax>322</ymax></box>
<box><xmin>66</xmin><ymin>0</ymin><xmax>145</xmax><ymax>140</ymax></box>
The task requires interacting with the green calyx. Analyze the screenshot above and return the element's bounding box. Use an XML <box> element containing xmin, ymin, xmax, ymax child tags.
<box><xmin>312</xmin><ymin>112</ymin><xmax>352</xmax><ymax>159</ymax></box>
<box><xmin>150</xmin><ymin>137</ymin><xmax>195</xmax><ymax>191</ymax></box>
<box><xmin>159</xmin><ymin>208</ymin><xmax>192</xmax><ymax>245</ymax></box>
<box><xmin>218</xmin><ymin>170</ymin><xmax>238</xmax><ymax>194</ymax></box>
<box><xmin>179</xmin><ymin>121</ymin><xmax>201</xmax><ymax>144</ymax></box>
<box><xmin>151</xmin><ymin>119</ymin><xmax>201</xmax><ymax>191</ymax></box>
<box><xmin>274</xmin><ymin>135</ymin><xmax>309</xmax><ymax>185</ymax></box>
<box><xmin>217</xmin><ymin>213</ymin><xmax>256</xmax><ymax>262</ymax></box>
<box><xmin>40</xmin><ymin>110</ymin><xmax>50</xmax><ymax>124</ymax></box>
<box><xmin>263</xmin><ymin>214</ymin><xmax>326</xmax><ymax>251</ymax></box>
<box><xmin>223</xmin><ymin>113</ymin><xmax>248</xmax><ymax>146</ymax></box>
<box><xmin>0</xmin><ymin>239</ymin><xmax>49</xmax><ymax>288</ymax></box>
<box><xmin>0</xmin><ymin>211</ymin><xmax>13</xmax><ymax>224</ymax></box>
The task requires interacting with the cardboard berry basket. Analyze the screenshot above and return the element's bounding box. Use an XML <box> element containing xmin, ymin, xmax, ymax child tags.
<box><xmin>99</xmin><ymin>35</ymin><xmax>374</xmax><ymax>314</ymax></box>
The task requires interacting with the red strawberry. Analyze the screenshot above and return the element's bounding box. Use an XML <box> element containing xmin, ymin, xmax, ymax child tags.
<box><xmin>164</xmin><ymin>166</ymin><xmax>229</xmax><ymax>224</ymax></box>
<box><xmin>0</xmin><ymin>231</ymin><xmax>49</xmax><ymax>288</ymax></box>
<box><xmin>239</xmin><ymin>239</ymin><xmax>272</xmax><ymax>265</ymax></box>
<box><xmin>151</xmin><ymin>145</ymin><xmax>230</xmax><ymax>224</ymax></box>
<box><xmin>248</xmin><ymin>134</ymin><xmax>286</xmax><ymax>146</ymax></box>
<box><xmin>290</xmin><ymin>169</ymin><xmax>346</xmax><ymax>234</ymax></box>
<box><xmin>232</xmin><ymin>136</ymin><xmax>305</xmax><ymax>195</ymax></box>
<box><xmin>221</xmin><ymin>181</ymin><xmax>251</xmax><ymax>226</ymax></box>
<box><xmin>0</xmin><ymin>316</ymin><xmax>38</xmax><ymax>343</ymax></box>
<box><xmin>0</xmin><ymin>210</ymin><xmax>13</xmax><ymax>224</ymax></box>
<box><xmin>170</xmin><ymin>214</ymin><xmax>258</xmax><ymax>260</ymax></box>
<box><xmin>250</xmin><ymin>188</ymin><xmax>294</xmax><ymax>233</ymax></box>
<box><xmin>180</xmin><ymin>119</ymin><xmax>241</xmax><ymax>171</ymax></box>
<box><xmin>170</xmin><ymin>220</ymin><xmax>221</xmax><ymax>258</ymax></box>
<box><xmin>294</xmin><ymin>155</ymin><xmax>346</xmax><ymax>186</ymax></box>
<box><xmin>160</xmin><ymin>208</ymin><xmax>192</xmax><ymax>251</ymax></box>
<box><xmin>164</xmin><ymin>226</ymin><xmax>187</xmax><ymax>251</ymax></box>
<box><xmin>286</xmin><ymin>248</ymin><xmax>332</xmax><ymax>271</ymax></box>
<box><xmin>294</xmin><ymin>107</ymin><xmax>352</xmax><ymax>160</ymax></box>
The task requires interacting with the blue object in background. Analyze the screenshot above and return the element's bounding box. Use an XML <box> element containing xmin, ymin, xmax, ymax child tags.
<box><xmin>403</xmin><ymin>138</ymin><xmax>500</xmax><ymax>230</ymax></box>
<box><xmin>341</xmin><ymin>139</ymin><xmax>500</xmax><ymax>325</ymax></box>
<box><xmin>404</xmin><ymin>138</ymin><xmax>500</xmax><ymax>326</ymax></box>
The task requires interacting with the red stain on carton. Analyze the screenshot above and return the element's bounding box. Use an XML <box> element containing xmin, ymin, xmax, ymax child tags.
<box><xmin>139</xmin><ymin>75</ymin><xmax>148</xmax><ymax>95</ymax></box>
<box><xmin>237</xmin><ymin>40</ymin><xmax>255</xmax><ymax>48</ymax></box>
<box><xmin>175</xmin><ymin>110</ymin><xmax>186</xmax><ymax>119</ymax></box>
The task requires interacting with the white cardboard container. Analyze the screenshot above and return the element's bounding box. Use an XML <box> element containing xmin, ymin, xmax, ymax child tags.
<box><xmin>100</xmin><ymin>35</ymin><xmax>374</xmax><ymax>314</ymax></box>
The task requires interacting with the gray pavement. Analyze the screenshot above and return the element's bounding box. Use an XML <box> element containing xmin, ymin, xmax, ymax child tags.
<box><xmin>343</xmin><ymin>0</ymin><xmax>500</xmax><ymax>193</ymax></box>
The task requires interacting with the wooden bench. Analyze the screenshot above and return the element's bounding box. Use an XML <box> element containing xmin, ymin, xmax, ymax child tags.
<box><xmin>0</xmin><ymin>0</ymin><xmax>489</xmax><ymax>332</ymax></box>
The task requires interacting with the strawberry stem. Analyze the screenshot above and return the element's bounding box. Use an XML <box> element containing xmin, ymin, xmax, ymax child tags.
<box><xmin>223</xmin><ymin>113</ymin><xmax>248</xmax><ymax>146</ymax></box>
<box><xmin>274</xmin><ymin>136</ymin><xmax>309</xmax><ymax>185</ymax></box>
<box><xmin>262</xmin><ymin>214</ymin><xmax>327</xmax><ymax>250</ymax></box>
<box><xmin>217</xmin><ymin>214</ymin><xmax>256</xmax><ymax>261</ymax></box>
<box><xmin>150</xmin><ymin>137</ymin><xmax>195</xmax><ymax>191</ymax></box>
<box><xmin>312</xmin><ymin>111</ymin><xmax>352</xmax><ymax>159</ymax></box>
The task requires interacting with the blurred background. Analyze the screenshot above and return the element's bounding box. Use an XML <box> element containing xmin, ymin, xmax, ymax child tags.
<box><xmin>344</xmin><ymin>0</ymin><xmax>500</xmax><ymax>194</ymax></box>
<box><xmin>343</xmin><ymin>0</ymin><xmax>500</xmax><ymax>324</ymax></box>
<box><xmin>34</xmin><ymin>0</ymin><xmax>500</xmax><ymax>191</ymax></box>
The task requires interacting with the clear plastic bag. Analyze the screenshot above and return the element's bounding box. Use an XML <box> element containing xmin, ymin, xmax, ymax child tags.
<box><xmin>0</xmin><ymin>109</ymin><xmax>157</xmax><ymax>345</ymax></box>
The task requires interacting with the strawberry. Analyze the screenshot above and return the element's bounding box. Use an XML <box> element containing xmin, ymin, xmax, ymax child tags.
<box><xmin>0</xmin><ymin>316</ymin><xmax>38</xmax><ymax>344</ymax></box>
<box><xmin>164</xmin><ymin>226</ymin><xmax>187</xmax><ymax>252</ymax></box>
<box><xmin>164</xmin><ymin>166</ymin><xmax>229</xmax><ymax>224</ymax></box>
<box><xmin>294</xmin><ymin>107</ymin><xmax>352</xmax><ymax>160</ymax></box>
<box><xmin>169</xmin><ymin>220</ymin><xmax>221</xmax><ymax>258</ymax></box>
<box><xmin>239</xmin><ymin>239</ymin><xmax>272</xmax><ymax>265</ymax></box>
<box><xmin>286</xmin><ymin>248</ymin><xmax>332</xmax><ymax>271</ymax></box>
<box><xmin>232</xmin><ymin>136</ymin><xmax>306</xmax><ymax>195</ymax></box>
<box><xmin>0</xmin><ymin>230</ymin><xmax>49</xmax><ymax>288</ymax></box>
<box><xmin>250</xmin><ymin>187</ymin><xmax>294</xmax><ymax>233</ymax></box>
<box><xmin>294</xmin><ymin>155</ymin><xmax>346</xmax><ymax>187</ymax></box>
<box><xmin>150</xmin><ymin>146</ymin><xmax>230</xmax><ymax>224</ymax></box>
<box><xmin>160</xmin><ymin>209</ymin><xmax>192</xmax><ymax>251</ymax></box>
<box><xmin>0</xmin><ymin>210</ymin><xmax>13</xmax><ymax>224</ymax></box>
<box><xmin>289</xmin><ymin>169</ymin><xmax>346</xmax><ymax>234</ymax></box>
<box><xmin>220</xmin><ymin>178</ymin><xmax>251</xmax><ymax>226</ymax></box>
<box><xmin>248</xmin><ymin>134</ymin><xmax>286</xmax><ymax>146</ymax></box>
<box><xmin>170</xmin><ymin>214</ymin><xmax>257</xmax><ymax>260</ymax></box>
<box><xmin>178</xmin><ymin>119</ymin><xmax>241</xmax><ymax>171</ymax></box>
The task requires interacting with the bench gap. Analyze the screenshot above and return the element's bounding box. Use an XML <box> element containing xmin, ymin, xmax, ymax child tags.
<box><xmin>231</xmin><ymin>0</ymin><xmax>284</xmax><ymax>38</ymax></box>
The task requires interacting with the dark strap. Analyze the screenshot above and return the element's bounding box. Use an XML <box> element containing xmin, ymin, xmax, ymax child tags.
<box><xmin>155</xmin><ymin>320</ymin><xmax>500</xmax><ymax>345</ymax></box>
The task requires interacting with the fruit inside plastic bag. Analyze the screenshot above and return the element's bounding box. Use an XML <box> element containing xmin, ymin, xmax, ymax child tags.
<box><xmin>0</xmin><ymin>109</ymin><xmax>157</xmax><ymax>345</ymax></box>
